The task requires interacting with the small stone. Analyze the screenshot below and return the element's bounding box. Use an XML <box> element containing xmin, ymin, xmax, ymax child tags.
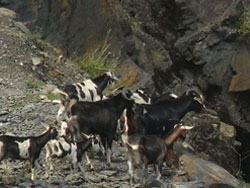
<box><xmin>0</xmin><ymin>110</ymin><xmax>8</xmax><ymax>116</ymax></box>
<box><xmin>85</xmin><ymin>174</ymin><xmax>102</xmax><ymax>183</ymax></box>
<box><xmin>99</xmin><ymin>170</ymin><xmax>117</xmax><ymax>176</ymax></box>
<box><xmin>31</xmin><ymin>57</ymin><xmax>43</xmax><ymax>66</ymax></box>
<box><xmin>219</xmin><ymin>122</ymin><xmax>236</xmax><ymax>138</ymax></box>
<box><xmin>1</xmin><ymin>176</ymin><xmax>18</xmax><ymax>185</ymax></box>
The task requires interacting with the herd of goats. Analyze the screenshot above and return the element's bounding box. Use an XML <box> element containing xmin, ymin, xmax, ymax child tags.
<box><xmin>0</xmin><ymin>71</ymin><xmax>206</xmax><ymax>185</ymax></box>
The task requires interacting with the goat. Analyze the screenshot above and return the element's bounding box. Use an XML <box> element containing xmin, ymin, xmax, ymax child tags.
<box><xmin>63</xmin><ymin>71</ymin><xmax>118</xmax><ymax>102</ymax></box>
<box><xmin>64</xmin><ymin>88</ymin><xmax>134</xmax><ymax>166</ymax></box>
<box><xmin>45</xmin><ymin>71</ymin><xmax>118</xmax><ymax>123</ymax></box>
<box><xmin>45</xmin><ymin>131</ymin><xmax>96</xmax><ymax>180</ymax></box>
<box><xmin>52</xmin><ymin>120</ymin><xmax>102</xmax><ymax>170</ymax></box>
<box><xmin>123</xmin><ymin>89</ymin><xmax>204</xmax><ymax>169</ymax></box>
<box><xmin>0</xmin><ymin>126</ymin><xmax>57</xmax><ymax>180</ymax></box>
<box><xmin>123</xmin><ymin>123</ymin><xmax>194</xmax><ymax>185</ymax></box>
<box><xmin>125</xmin><ymin>89</ymin><xmax>204</xmax><ymax>136</ymax></box>
<box><xmin>117</xmin><ymin>90</ymin><xmax>179</xmax><ymax>138</ymax></box>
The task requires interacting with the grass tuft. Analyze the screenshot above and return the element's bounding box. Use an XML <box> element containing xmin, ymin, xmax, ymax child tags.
<box><xmin>71</xmin><ymin>35</ymin><xmax>118</xmax><ymax>77</ymax></box>
<box><xmin>238</xmin><ymin>7</ymin><xmax>250</xmax><ymax>44</ymax></box>
<box><xmin>26</xmin><ymin>79</ymin><xmax>41</xmax><ymax>89</ymax></box>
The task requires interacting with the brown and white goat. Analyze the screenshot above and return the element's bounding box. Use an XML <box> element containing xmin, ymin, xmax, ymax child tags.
<box><xmin>0</xmin><ymin>126</ymin><xmax>57</xmax><ymax>180</ymax></box>
<box><xmin>122</xmin><ymin>123</ymin><xmax>193</xmax><ymax>185</ymax></box>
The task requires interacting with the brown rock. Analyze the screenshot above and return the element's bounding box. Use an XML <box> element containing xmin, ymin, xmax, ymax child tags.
<box><xmin>231</xmin><ymin>53</ymin><xmax>250</xmax><ymax>74</ymax></box>
<box><xmin>229</xmin><ymin>73</ymin><xmax>250</xmax><ymax>92</ymax></box>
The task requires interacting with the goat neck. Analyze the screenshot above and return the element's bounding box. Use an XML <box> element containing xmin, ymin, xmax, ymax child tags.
<box><xmin>164</xmin><ymin>124</ymin><xmax>193</xmax><ymax>146</ymax></box>
<box><xmin>91</xmin><ymin>72</ymin><xmax>114</xmax><ymax>91</ymax></box>
<box><xmin>34</xmin><ymin>127</ymin><xmax>58</xmax><ymax>148</ymax></box>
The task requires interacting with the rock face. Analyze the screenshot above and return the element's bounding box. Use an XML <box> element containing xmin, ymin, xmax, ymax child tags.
<box><xmin>2</xmin><ymin>0</ymin><xmax>250</xmax><ymax>184</ymax></box>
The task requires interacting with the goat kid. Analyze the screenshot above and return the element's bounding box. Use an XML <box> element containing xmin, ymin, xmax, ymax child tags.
<box><xmin>123</xmin><ymin>123</ymin><xmax>193</xmax><ymax>185</ymax></box>
<box><xmin>45</xmin><ymin>132</ymin><xmax>96</xmax><ymax>180</ymax></box>
<box><xmin>0</xmin><ymin>126</ymin><xmax>57</xmax><ymax>180</ymax></box>
<box><xmin>54</xmin><ymin>120</ymin><xmax>103</xmax><ymax>170</ymax></box>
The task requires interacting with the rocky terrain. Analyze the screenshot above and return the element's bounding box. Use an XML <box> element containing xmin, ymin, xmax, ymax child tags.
<box><xmin>0</xmin><ymin>1</ymin><xmax>250</xmax><ymax>188</ymax></box>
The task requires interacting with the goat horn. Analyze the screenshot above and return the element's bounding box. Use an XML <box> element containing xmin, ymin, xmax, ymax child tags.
<box><xmin>121</xmin><ymin>87</ymin><xmax>132</xmax><ymax>101</ymax></box>
<box><xmin>81</xmin><ymin>132</ymin><xmax>91</xmax><ymax>139</ymax></box>
<box><xmin>181</xmin><ymin>125</ymin><xmax>194</xmax><ymax>130</ymax></box>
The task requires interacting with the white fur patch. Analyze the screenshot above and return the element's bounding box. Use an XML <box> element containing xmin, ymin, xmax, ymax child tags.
<box><xmin>106</xmin><ymin>71</ymin><xmax>112</xmax><ymax>78</ymax></box>
<box><xmin>131</xmin><ymin>93</ymin><xmax>149</xmax><ymax>104</ymax></box>
<box><xmin>76</xmin><ymin>80</ymin><xmax>101</xmax><ymax>102</ymax></box>
<box><xmin>16</xmin><ymin>139</ymin><xmax>31</xmax><ymax>159</ymax></box>
<box><xmin>60</xmin><ymin>121</ymin><xmax>68</xmax><ymax>136</ymax></box>
<box><xmin>128</xmin><ymin>143</ymin><xmax>139</xmax><ymax>150</ymax></box>
<box><xmin>0</xmin><ymin>141</ymin><xmax>3</xmax><ymax>154</ymax></box>
<box><xmin>169</xmin><ymin>93</ymin><xmax>178</xmax><ymax>98</ymax></box>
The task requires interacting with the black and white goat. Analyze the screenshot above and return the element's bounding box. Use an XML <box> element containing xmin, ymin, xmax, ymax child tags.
<box><xmin>123</xmin><ymin>123</ymin><xmax>194</xmax><ymax>185</ymax></box>
<box><xmin>63</xmin><ymin>71</ymin><xmax>118</xmax><ymax>102</ymax></box>
<box><xmin>0</xmin><ymin>126</ymin><xmax>57</xmax><ymax>180</ymax></box>
<box><xmin>46</xmin><ymin>71</ymin><xmax>118</xmax><ymax>123</ymax></box>
<box><xmin>64</xmin><ymin>88</ymin><xmax>134</xmax><ymax>166</ymax></box>
<box><xmin>45</xmin><ymin>130</ymin><xmax>96</xmax><ymax>179</ymax></box>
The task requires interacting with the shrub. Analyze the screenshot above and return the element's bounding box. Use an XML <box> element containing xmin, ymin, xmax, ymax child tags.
<box><xmin>71</xmin><ymin>36</ymin><xmax>118</xmax><ymax>77</ymax></box>
<box><xmin>238</xmin><ymin>7</ymin><xmax>250</xmax><ymax>43</ymax></box>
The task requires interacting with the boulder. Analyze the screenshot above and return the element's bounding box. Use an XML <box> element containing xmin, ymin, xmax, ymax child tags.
<box><xmin>177</xmin><ymin>148</ymin><xmax>242</xmax><ymax>188</ymax></box>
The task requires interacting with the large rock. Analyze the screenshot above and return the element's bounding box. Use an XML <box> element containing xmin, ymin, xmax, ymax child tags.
<box><xmin>177</xmin><ymin>149</ymin><xmax>242</xmax><ymax>188</ymax></box>
<box><xmin>229</xmin><ymin>52</ymin><xmax>250</xmax><ymax>92</ymax></box>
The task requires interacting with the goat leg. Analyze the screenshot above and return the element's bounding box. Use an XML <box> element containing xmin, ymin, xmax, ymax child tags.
<box><xmin>166</xmin><ymin>145</ymin><xmax>174</xmax><ymax>168</ymax></box>
<box><xmin>127</xmin><ymin>153</ymin><xmax>134</xmax><ymax>185</ymax></box>
<box><xmin>155</xmin><ymin>164</ymin><xmax>161</xmax><ymax>180</ymax></box>
<box><xmin>84</xmin><ymin>153</ymin><xmax>94</xmax><ymax>170</ymax></box>
<box><xmin>106</xmin><ymin>148</ymin><xmax>112</xmax><ymax>167</ymax></box>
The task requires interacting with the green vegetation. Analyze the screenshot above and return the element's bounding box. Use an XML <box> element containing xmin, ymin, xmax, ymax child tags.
<box><xmin>28</xmin><ymin>32</ymin><xmax>53</xmax><ymax>50</ymax></box>
<box><xmin>238</xmin><ymin>7</ymin><xmax>250</xmax><ymax>44</ymax></box>
<box><xmin>45</xmin><ymin>92</ymin><xmax>60</xmax><ymax>101</ymax></box>
<box><xmin>26</xmin><ymin>79</ymin><xmax>41</xmax><ymax>89</ymax></box>
<box><xmin>72</xmin><ymin>37</ymin><xmax>118</xmax><ymax>77</ymax></box>
<box><xmin>12</xmin><ymin>101</ymin><xmax>25</xmax><ymax>109</ymax></box>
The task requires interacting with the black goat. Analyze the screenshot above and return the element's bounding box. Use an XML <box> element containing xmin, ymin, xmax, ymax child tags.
<box><xmin>0</xmin><ymin>126</ymin><xmax>57</xmax><ymax>180</ymax></box>
<box><xmin>125</xmin><ymin>89</ymin><xmax>204</xmax><ymax>136</ymax></box>
<box><xmin>65</xmin><ymin>88</ymin><xmax>133</xmax><ymax>166</ymax></box>
<box><xmin>123</xmin><ymin>123</ymin><xmax>194</xmax><ymax>185</ymax></box>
